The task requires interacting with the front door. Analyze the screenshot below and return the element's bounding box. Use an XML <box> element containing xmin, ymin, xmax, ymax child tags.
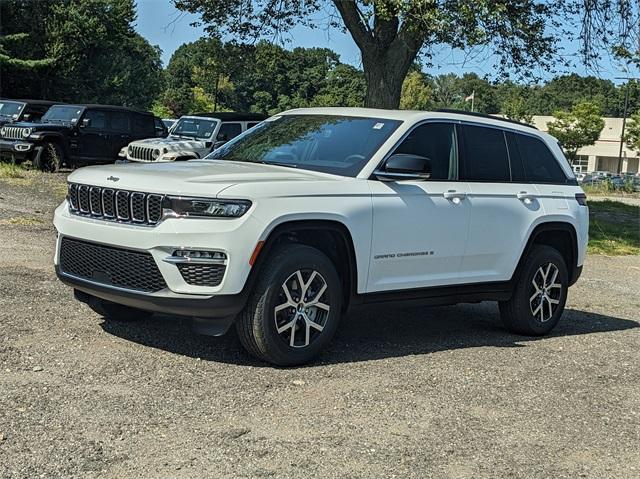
<box><xmin>367</xmin><ymin>122</ymin><xmax>472</xmax><ymax>292</ymax></box>
<box><xmin>76</xmin><ymin>109</ymin><xmax>109</xmax><ymax>161</ymax></box>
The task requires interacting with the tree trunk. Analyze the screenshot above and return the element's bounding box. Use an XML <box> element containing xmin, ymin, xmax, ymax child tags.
<box><xmin>362</xmin><ymin>50</ymin><xmax>415</xmax><ymax>109</ymax></box>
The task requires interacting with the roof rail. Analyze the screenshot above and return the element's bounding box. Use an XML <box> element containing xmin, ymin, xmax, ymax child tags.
<box><xmin>434</xmin><ymin>109</ymin><xmax>538</xmax><ymax>130</ymax></box>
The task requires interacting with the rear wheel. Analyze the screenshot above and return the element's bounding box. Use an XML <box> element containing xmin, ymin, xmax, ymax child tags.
<box><xmin>499</xmin><ymin>245</ymin><xmax>568</xmax><ymax>335</ymax></box>
<box><xmin>33</xmin><ymin>142</ymin><xmax>63</xmax><ymax>172</ymax></box>
<box><xmin>236</xmin><ymin>244</ymin><xmax>342</xmax><ymax>366</ymax></box>
<box><xmin>87</xmin><ymin>297</ymin><xmax>153</xmax><ymax>322</ymax></box>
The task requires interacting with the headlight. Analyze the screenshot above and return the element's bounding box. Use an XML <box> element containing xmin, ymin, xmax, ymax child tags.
<box><xmin>0</xmin><ymin>127</ymin><xmax>6</xmax><ymax>137</ymax></box>
<box><xmin>152</xmin><ymin>148</ymin><xmax>160</xmax><ymax>159</ymax></box>
<box><xmin>163</xmin><ymin>197</ymin><xmax>251</xmax><ymax>218</ymax></box>
<box><xmin>21</xmin><ymin>128</ymin><xmax>32</xmax><ymax>138</ymax></box>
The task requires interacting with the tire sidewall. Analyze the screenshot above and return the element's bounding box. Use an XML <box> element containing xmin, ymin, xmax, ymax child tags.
<box><xmin>257</xmin><ymin>246</ymin><xmax>342</xmax><ymax>365</ymax></box>
<box><xmin>514</xmin><ymin>246</ymin><xmax>568</xmax><ymax>334</ymax></box>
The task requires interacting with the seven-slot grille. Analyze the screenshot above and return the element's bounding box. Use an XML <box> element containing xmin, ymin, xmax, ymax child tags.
<box><xmin>67</xmin><ymin>183</ymin><xmax>164</xmax><ymax>225</ymax></box>
<box><xmin>59</xmin><ymin>237</ymin><xmax>167</xmax><ymax>292</ymax></box>
<box><xmin>1</xmin><ymin>126</ymin><xmax>27</xmax><ymax>140</ymax></box>
<box><xmin>128</xmin><ymin>144</ymin><xmax>156</xmax><ymax>161</ymax></box>
<box><xmin>177</xmin><ymin>263</ymin><xmax>226</xmax><ymax>287</ymax></box>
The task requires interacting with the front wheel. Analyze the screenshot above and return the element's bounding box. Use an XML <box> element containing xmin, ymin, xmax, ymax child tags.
<box><xmin>499</xmin><ymin>245</ymin><xmax>568</xmax><ymax>335</ymax></box>
<box><xmin>33</xmin><ymin>142</ymin><xmax>63</xmax><ymax>172</ymax></box>
<box><xmin>236</xmin><ymin>244</ymin><xmax>343</xmax><ymax>366</ymax></box>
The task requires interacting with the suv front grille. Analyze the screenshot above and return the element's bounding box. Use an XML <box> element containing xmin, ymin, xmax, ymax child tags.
<box><xmin>68</xmin><ymin>183</ymin><xmax>164</xmax><ymax>226</ymax></box>
<box><xmin>1</xmin><ymin>126</ymin><xmax>27</xmax><ymax>140</ymax></box>
<box><xmin>59</xmin><ymin>237</ymin><xmax>167</xmax><ymax>292</ymax></box>
<box><xmin>128</xmin><ymin>145</ymin><xmax>156</xmax><ymax>161</ymax></box>
<box><xmin>177</xmin><ymin>263</ymin><xmax>226</xmax><ymax>287</ymax></box>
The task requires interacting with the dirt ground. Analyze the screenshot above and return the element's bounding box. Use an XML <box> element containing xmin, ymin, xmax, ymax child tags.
<box><xmin>1</xmin><ymin>171</ymin><xmax>639</xmax><ymax>478</ymax></box>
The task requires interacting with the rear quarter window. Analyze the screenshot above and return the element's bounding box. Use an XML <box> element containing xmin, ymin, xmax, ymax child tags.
<box><xmin>514</xmin><ymin>134</ymin><xmax>567</xmax><ymax>184</ymax></box>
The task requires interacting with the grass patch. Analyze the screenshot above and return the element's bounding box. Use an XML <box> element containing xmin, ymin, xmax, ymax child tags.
<box><xmin>0</xmin><ymin>162</ymin><xmax>27</xmax><ymax>179</ymax></box>
<box><xmin>583</xmin><ymin>184</ymin><xmax>640</xmax><ymax>198</ymax></box>
<box><xmin>0</xmin><ymin>216</ymin><xmax>45</xmax><ymax>226</ymax></box>
<box><xmin>588</xmin><ymin>200</ymin><xmax>640</xmax><ymax>255</ymax></box>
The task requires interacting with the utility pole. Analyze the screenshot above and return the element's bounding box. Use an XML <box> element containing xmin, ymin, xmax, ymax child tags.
<box><xmin>615</xmin><ymin>76</ymin><xmax>638</xmax><ymax>174</ymax></box>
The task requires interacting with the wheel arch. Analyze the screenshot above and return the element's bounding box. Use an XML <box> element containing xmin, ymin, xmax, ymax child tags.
<box><xmin>514</xmin><ymin>221</ymin><xmax>580</xmax><ymax>286</ymax></box>
<box><xmin>248</xmin><ymin>219</ymin><xmax>359</xmax><ymax>311</ymax></box>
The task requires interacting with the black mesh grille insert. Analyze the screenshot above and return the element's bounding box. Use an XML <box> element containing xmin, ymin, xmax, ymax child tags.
<box><xmin>102</xmin><ymin>189</ymin><xmax>115</xmax><ymax>218</ymax></box>
<box><xmin>59</xmin><ymin>237</ymin><xmax>167</xmax><ymax>292</ymax></box>
<box><xmin>131</xmin><ymin>192</ymin><xmax>146</xmax><ymax>222</ymax></box>
<box><xmin>78</xmin><ymin>185</ymin><xmax>90</xmax><ymax>213</ymax></box>
<box><xmin>68</xmin><ymin>184</ymin><xmax>78</xmax><ymax>210</ymax></box>
<box><xmin>89</xmin><ymin>187</ymin><xmax>102</xmax><ymax>215</ymax></box>
<box><xmin>177</xmin><ymin>263</ymin><xmax>226</xmax><ymax>287</ymax></box>
<box><xmin>116</xmin><ymin>191</ymin><xmax>130</xmax><ymax>220</ymax></box>
<box><xmin>147</xmin><ymin>195</ymin><xmax>163</xmax><ymax>224</ymax></box>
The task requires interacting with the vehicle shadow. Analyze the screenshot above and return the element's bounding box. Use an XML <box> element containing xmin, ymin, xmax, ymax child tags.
<box><xmin>99</xmin><ymin>301</ymin><xmax>639</xmax><ymax>367</ymax></box>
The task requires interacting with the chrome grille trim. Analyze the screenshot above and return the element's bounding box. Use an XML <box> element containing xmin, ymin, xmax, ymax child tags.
<box><xmin>67</xmin><ymin>183</ymin><xmax>165</xmax><ymax>226</ymax></box>
<box><xmin>1</xmin><ymin>126</ymin><xmax>27</xmax><ymax>140</ymax></box>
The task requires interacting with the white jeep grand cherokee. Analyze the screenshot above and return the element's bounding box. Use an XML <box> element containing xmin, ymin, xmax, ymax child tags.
<box><xmin>54</xmin><ymin>108</ymin><xmax>588</xmax><ymax>365</ymax></box>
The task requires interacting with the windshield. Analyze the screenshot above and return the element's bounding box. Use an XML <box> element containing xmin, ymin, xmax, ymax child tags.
<box><xmin>0</xmin><ymin>101</ymin><xmax>25</xmax><ymax>118</ymax></box>
<box><xmin>206</xmin><ymin>114</ymin><xmax>402</xmax><ymax>177</ymax></box>
<box><xmin>171</xmin><ymin>117</ymin><xmax>218</xmax><ymax>140</ymax></box>
<box><xmin>42</xmin><ymin>105</ymin><xmax>84</xmax><ymax>123</ymax></box>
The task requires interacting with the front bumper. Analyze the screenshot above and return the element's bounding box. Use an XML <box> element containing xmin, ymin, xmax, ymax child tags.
<box><xmin>0</xmin><ymin>139</ymin><xmax>35</xmax><ymax>159</ymax></box>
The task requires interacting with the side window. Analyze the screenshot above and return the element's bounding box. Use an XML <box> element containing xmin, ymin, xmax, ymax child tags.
<box><xmin>515</xmin><ymin>134</ymin><xmax>567</xmax><ymax>183</ymax></box>
<box><xmin>132</xmin><ymin>114</ymin><xmax>154</xmax><ymax>136</ymax></box>
<box><xmin>217</xmin><ymin>122</ymin><xmax>242</xmax><ymax>142</ymax></box>
<box><xmin>108</xmin><ymin>110</ymin><xmax>130</xmax><ymax>132</ymax></box>
<box><xmin>391</xmin><ymin>122</ymin><xmax>458</xmax><ymax>180</ymax></box>
<box><xmin>460</xmin><ymin>125</ymin><xmax>511</xmax><ymax>182</ymax></box>
<box><xmin>82</xmin><ymin>110</ymin><xmax>107</xmax><ymax>130</ymax></box>
<box><xmin>247</xmin><ymin>122</ymin><xmax>260</xmax><ymax>129</ymax></box>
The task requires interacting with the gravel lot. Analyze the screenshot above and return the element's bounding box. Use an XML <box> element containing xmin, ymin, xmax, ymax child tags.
<box><xmin>1</xmin><ymin>171</ymin><xmax>639</xmax><ymax>478</ymax></box>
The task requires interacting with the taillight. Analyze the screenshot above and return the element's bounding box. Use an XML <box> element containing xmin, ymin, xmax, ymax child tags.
<box><xmin>575</xmin><ymin>193</ymin><xmax>587</xmax><ymax>206</ymax></box>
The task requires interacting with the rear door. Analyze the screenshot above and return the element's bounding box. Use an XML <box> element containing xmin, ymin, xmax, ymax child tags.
<box><xmin>458</xmin><ymin>124</ymin><xmax>546</xmax><ymax>283</ymax></box>
<box><xmin>77</xmin><ymin>109</ymin><xmax>109</xmax><ymax>160</ymax></box>
<box><xmin>106</xmin><ymin>110</ymin><xmax>132</xmax><ymax>159</ymax></box>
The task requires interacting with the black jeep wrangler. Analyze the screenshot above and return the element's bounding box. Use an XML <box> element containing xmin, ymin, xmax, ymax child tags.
<box><xmin>0</xmin><ymin>104</ymin><xmax>168</xmax><ymax>171</ymax></box>
<box><xmin>0</xmin><ymin>99</ymin><xmax>57</xmax><ymax>127</ymax></box>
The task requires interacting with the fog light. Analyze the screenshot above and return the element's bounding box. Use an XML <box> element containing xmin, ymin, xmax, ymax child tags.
<box><xmin>173</xmin><ymin>249</ymin><xmax>227</xmax><ymax>260</ymax></box>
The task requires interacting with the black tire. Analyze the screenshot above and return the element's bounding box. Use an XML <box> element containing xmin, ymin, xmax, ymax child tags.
<box><xmin>33</xmin><ymin>142</ymin><xmax>63</xmax><ymax>172</ymax></box>
<box><xmin>87</xmin><ymin>297</ymin><xmax>153</xmax><ymax>322</ymax></box>
<box><xmin>236</xmin><ymin>244</ymin><xmax>343</xmax><ymax>366</ymax></box>
<box><xmin>499</xmin><ymin>245</ymin><xmax>568</xmax><ymax>335</ymax></box>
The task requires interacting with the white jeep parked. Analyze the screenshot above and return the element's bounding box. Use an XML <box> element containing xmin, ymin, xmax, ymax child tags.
<box><xmin>54</xmin><ymin>107</ymin><xmax>588</xmax><ymax>365</ymax></box>
<box><xmin>119</xmin><ymin>112</ymin><xmax>266</xmax><ymax>163</ymax></box>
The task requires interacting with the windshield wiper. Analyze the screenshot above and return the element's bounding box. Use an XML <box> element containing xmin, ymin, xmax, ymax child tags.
<box><xmin>260</xmin><ymin>160</ymin><xmax>298</xmax><ymax>169</ymax></box>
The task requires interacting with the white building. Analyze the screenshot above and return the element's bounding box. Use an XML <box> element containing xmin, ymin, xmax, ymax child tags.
<box><xmin>532</xmin><ymin>116</ymin><xmax>639</xmax><ymax>174</ymax></box>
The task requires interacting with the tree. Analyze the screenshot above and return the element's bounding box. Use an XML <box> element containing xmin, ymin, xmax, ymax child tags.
<box><xmin>400</xmin><ymin>71</ymin><xmax>431</xmax><ymax>110</ymax></box>
<box><xmin>547</xmin><ymin>102</ymin><xmax>605</xmax><ymax>161</ymax></box>
<box><xmin>174</xmin><ymin>0</ymin><xmax>638</xmax><ymax>109</ymax></box>
<box><xmin>625</xmin><ymin>113</ymin><xmax>640</xmax><ymax>153</ymax></box>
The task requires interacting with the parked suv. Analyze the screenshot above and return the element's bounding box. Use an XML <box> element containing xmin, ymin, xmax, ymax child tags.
<box><xmin>0</xmin><ymin>99</ymin><xmax>57</xmax><ymax>127</ymax></box>
<box><xmin>119</xmin><ymin>112</ymin><xmax>266</xmax><ymax>163</ymax></box>
<box><xmin>53</xmin><ymin>108</ymin><xmax>588</xmax><ymax>365</ymax></box>
<box><xmin>0</xmin><ymin>104</ymin><xmax>167</xmax><ymax>171</ymax></box>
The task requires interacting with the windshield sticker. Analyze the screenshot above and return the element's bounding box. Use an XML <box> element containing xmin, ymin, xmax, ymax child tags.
<box><xmin>373</xmin><ymin>122</ymin><xmax>385</xmax><ymax>129</ymax></box>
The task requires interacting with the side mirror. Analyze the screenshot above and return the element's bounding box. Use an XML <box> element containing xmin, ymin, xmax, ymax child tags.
<box><xmin>80</xmin><ymin>118</ymin><xmax>91</xmax><ymax>128</ymax></box>
<box><xmin>216</xmin><ymin>132</ymin><xmax>228</xmax><ymax>142</ymax></box>
<box><xmin>374</xmin><ymin>154</ymin><xmax>432</xmax><ymax>181</ymax></box>
<box><xmin>22</xmin><ymin>114</ymin><xmax>31</xmax><ymax>122</ymax></box>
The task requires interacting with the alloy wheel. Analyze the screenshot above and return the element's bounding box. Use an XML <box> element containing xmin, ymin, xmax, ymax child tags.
<box><xmin>274</xmin><ymin>269</ymin><xmax>331</xmax><ymax>348</ymax></box>
<box><xmin>529</xmin><ymin>262</ymin><xmax>562</xmax><ymax>322</ymax></box>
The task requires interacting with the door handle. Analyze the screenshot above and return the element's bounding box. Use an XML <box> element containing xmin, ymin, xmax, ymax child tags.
<box><xmin>443</xmin><ymin>190</ymin><xmax>466</xmax><ymax>202</ymax></box>
<box><xmin>517</xmin><ymin>191</ymin><xmax>537</xmax><ymax>204</ymax></box>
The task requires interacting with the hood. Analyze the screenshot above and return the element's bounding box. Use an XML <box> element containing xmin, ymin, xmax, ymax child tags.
<box><xmin>129</xmin><ymin>135</ymin><xmax>206</xmax><ymax>150</ymax></box>
<box><xmin>7</xmin><ymin>121</ymin><xmax>71</xmax><ymax>131</ymax></box>
<box><xmin>67</xmin><ymin>159</ymin><xmax>337</xmax><ymax>198</ymax></box>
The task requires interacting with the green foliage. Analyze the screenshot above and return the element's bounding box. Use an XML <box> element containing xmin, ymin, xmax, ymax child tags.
<box><xmin>0</xmin><ymin>0</ymin><xmax>163</xmax><ymax>109</ymax></box>
<box><xmin>547</xmin><ymin>102</ymin><xmax>605</xmax><ymax>161</ymax></box>
<box><xmin>174</xmin><ymin>0</ymin><xmax>638</xmax><ymax>108</ymax></box>
<box><xmin>400</xmin><ymin>71</ymin><xmax>432</xmax><ymax>110</ymax></box>
<box><xmin>625</xmin><ymin>113</ymin><xmax>640</xmax><ymax>152</ymax></box>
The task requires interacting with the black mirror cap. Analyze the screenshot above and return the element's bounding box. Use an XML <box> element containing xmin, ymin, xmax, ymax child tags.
<box><xmin>385</xmin><ymin>153</ymin><xmax>432</xmax><ymax>175</ymax></box>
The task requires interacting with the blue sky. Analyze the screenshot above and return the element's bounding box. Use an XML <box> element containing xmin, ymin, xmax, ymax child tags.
<box><xmin>135</xmin><ymin>0</ymin><xmax>635</xmax><ymax>85</ymax></box>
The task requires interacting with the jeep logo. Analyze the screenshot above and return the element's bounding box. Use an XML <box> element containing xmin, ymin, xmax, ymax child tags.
<box><xmin>106</xmin><ymin>176</ymin><xmax>120</xmax><ymax>182</ymax></box>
